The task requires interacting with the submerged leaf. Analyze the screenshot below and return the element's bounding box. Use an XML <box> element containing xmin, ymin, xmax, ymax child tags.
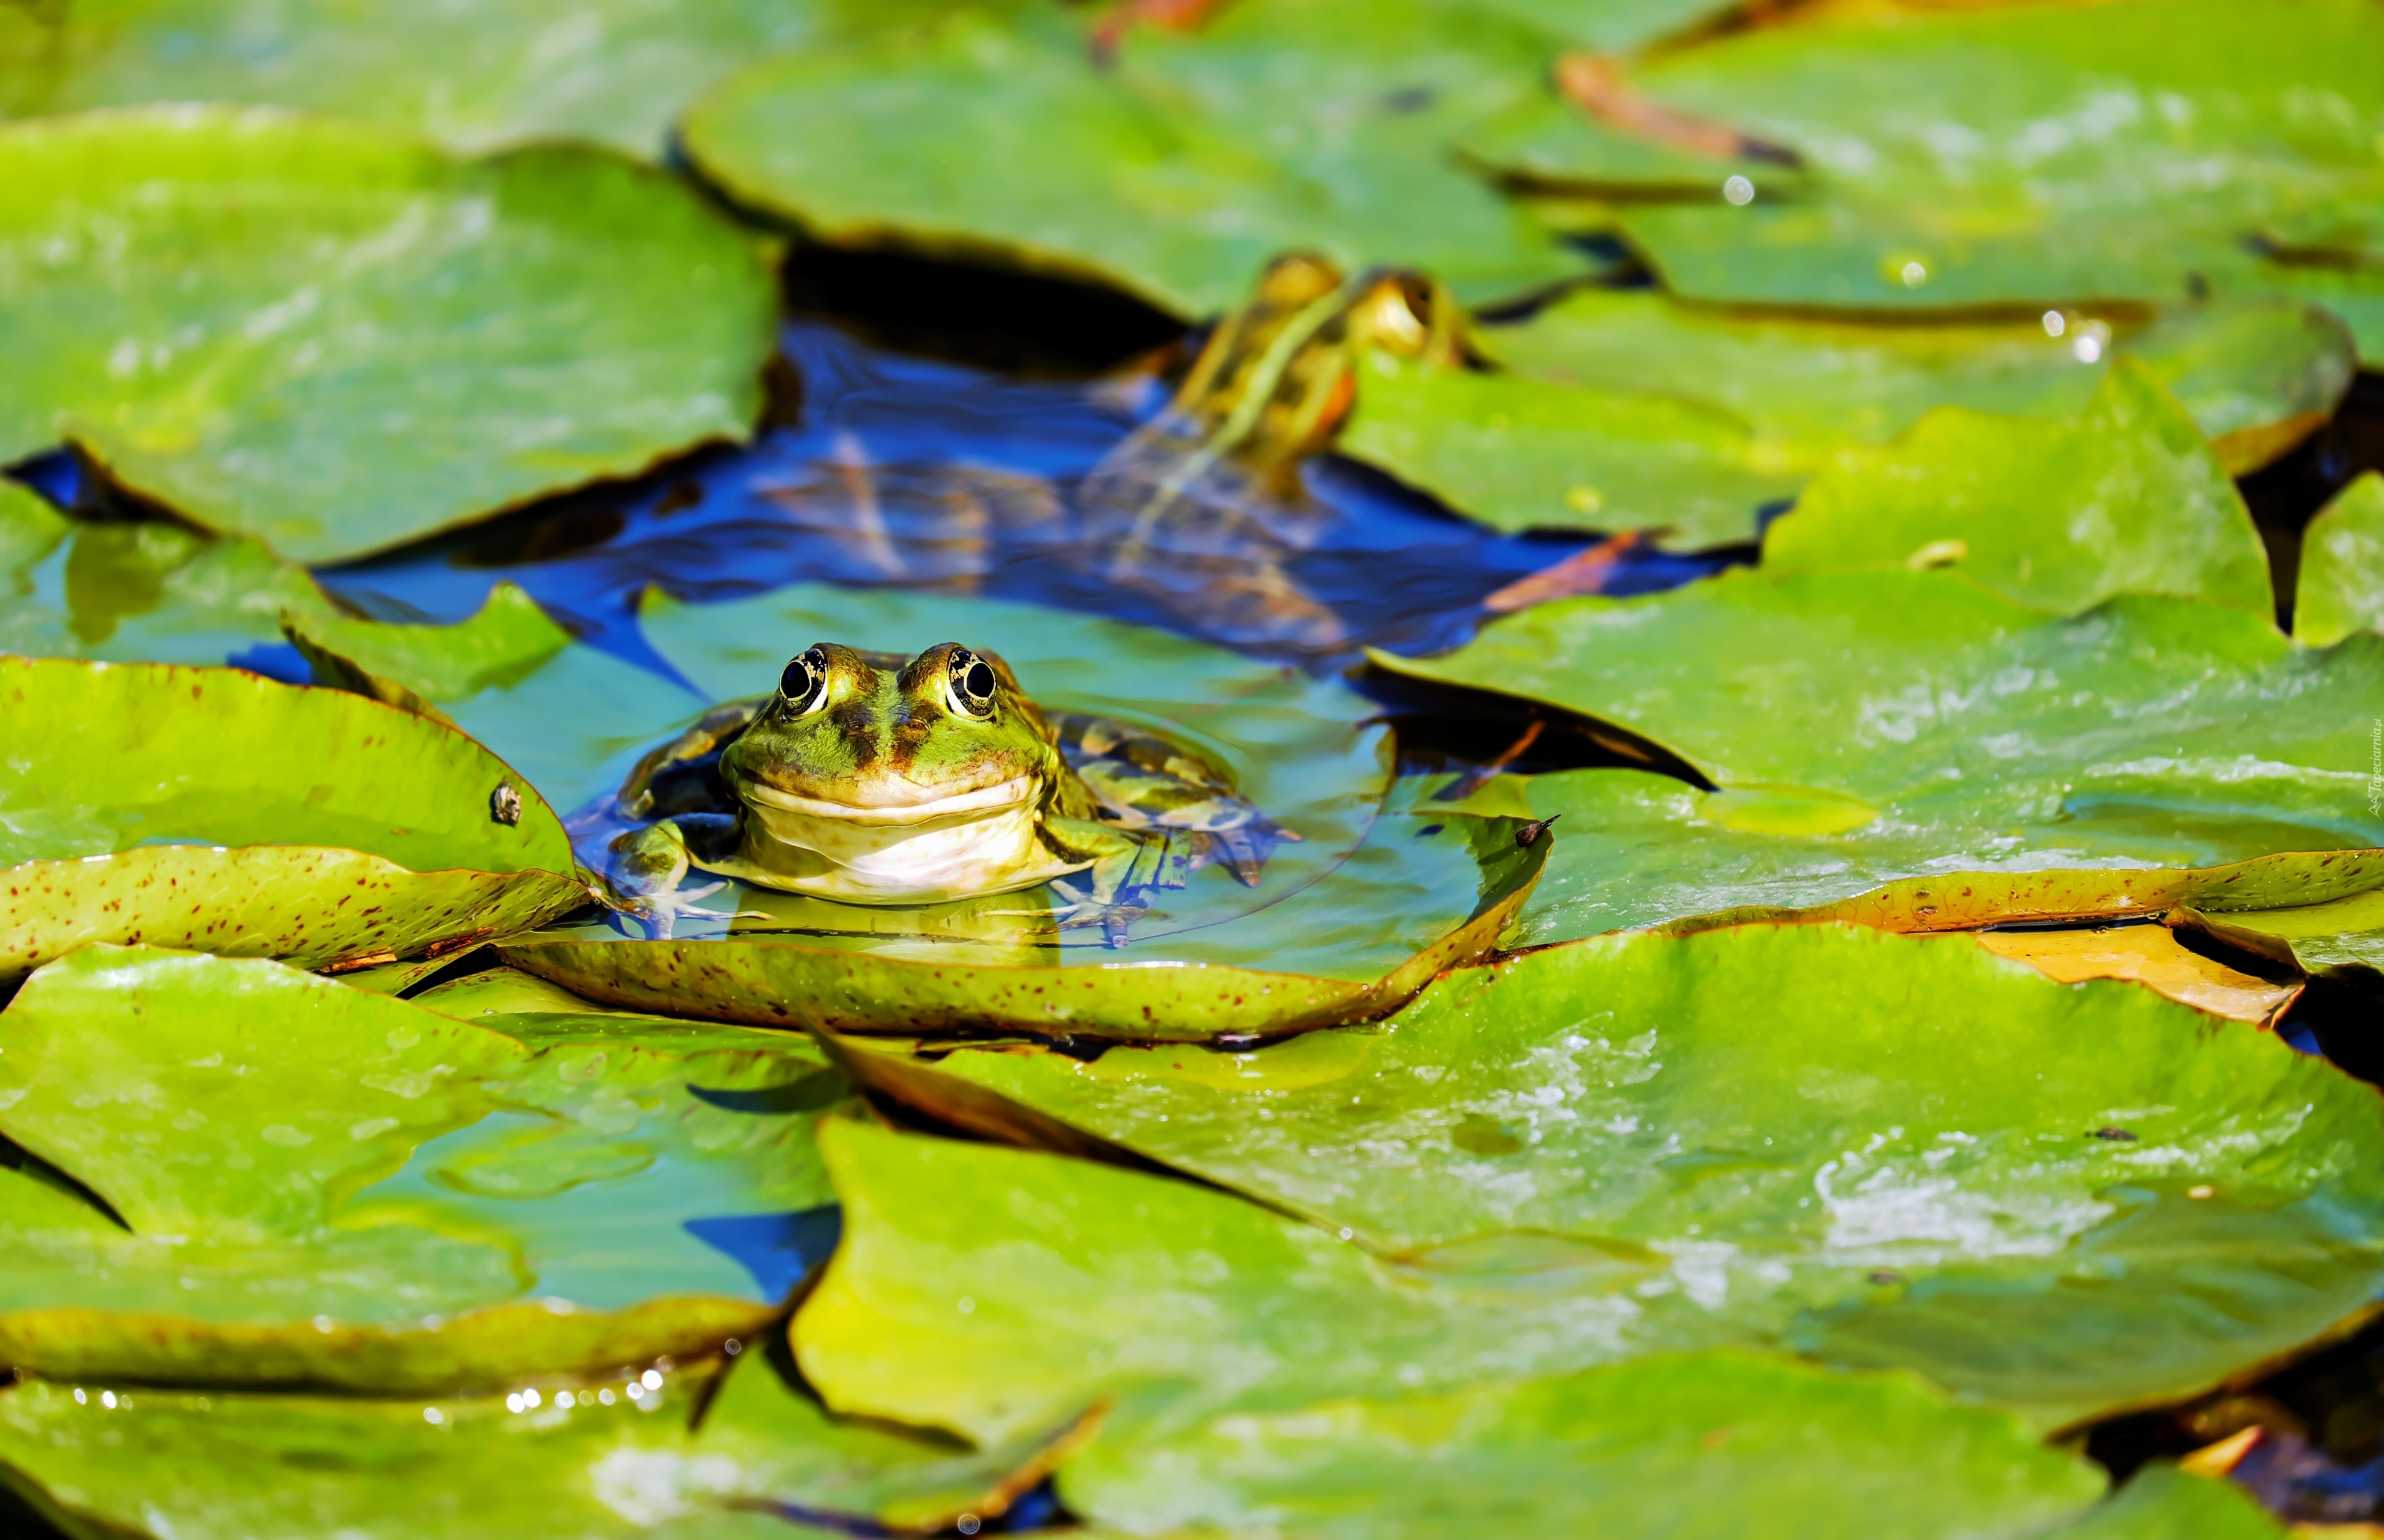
<box><xmin>1764</xmin><ymin>361</ymin><xmax>2271</xmax><ymax>616</ymax></box>
<box><xmin>900</xmin><ymin>923</ymin><xmax>2384</xmax><ymax>1431</ymax></box>
<box><xmin>0</xmin><ymin>107</ymin><xmax>777</xmax><ymax>563</ymax></box>
<box><xmin>0</xmin><ymin>946</ymin><xmax>838</xmax><ymax>1390</ymax></box>
<box><xmin>2295</xmin><ymin>472</ymin><xmax>2384</xmax><ymax>647</ymax></box>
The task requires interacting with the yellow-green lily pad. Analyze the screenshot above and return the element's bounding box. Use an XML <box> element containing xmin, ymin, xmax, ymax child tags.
<box><xmin>681</xmin><ymin>0</ymin><xmax>1584</xmax><ymax>318</ymax></box>
<box><xmin>1338</xmin><ymin>351</ymin><xmax>1803</xmax><ymax>547</ymax></box>
<box><xmin>1</xmin><ymin>657</ymin><xmax>586</xmax><ymax>979</ymax></box>
<box><xmin>0</xmin><ymin>1348</ymin><xmax>1085</xmax><ymax>1540</ymax></box>
<box><xmin>0</xmin><ymin>107</ymin><xmax>777</xmax><ymax>563</ymax></box>
<box><xmin>1062</xmin><ymin>1353</ymin><xmax>2106</xmax><ymax>1539</ymax></box>
<box><xmin>1764</xmin><ymin>361</ymin><xmax>2270</xmax><ymax>616</ymax></box>
<box><xmin>0</xmin><ymin>0</ymin><xmax>825</xmax><ymax>158</ymax></box>
<box><xmin>829</xmin><ymin>923</ymin><xmax>2384</xmax><ymax>1433</ymax></box>
<box><xmin>0</xmin><ymin>945</ymin><xmax>839</xmax><ymax>1390</ymax></box>
<box><xmin>1370</xmin><ymin>569</ymin><xmax>2384</xmax><ymax>942</ymax></box>
<box><xmin>1478</xmin><ymin>289</ymin><xmax>2356</xmax><ymax>477</ymax></box>
<box><xmin>2296</xmin><ymin>472</ymin><xmax>2384</xmax><ymax>647</ymax></box>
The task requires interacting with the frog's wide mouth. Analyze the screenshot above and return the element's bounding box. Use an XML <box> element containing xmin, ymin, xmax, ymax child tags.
<box><xmin>731</xmin><ymin>772</ymin><xmax>1041</xmax><ymax>827</ymax></box>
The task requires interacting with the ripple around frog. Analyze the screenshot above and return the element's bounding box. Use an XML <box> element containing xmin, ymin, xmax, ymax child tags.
<box><xmin>492</xmin><ymin>582</ymin><xmax>1551</xmax><ymax>1042</ymax></box>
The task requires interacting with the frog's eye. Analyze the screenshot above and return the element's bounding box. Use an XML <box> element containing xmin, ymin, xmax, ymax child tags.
<box><xmin>946</xmin><ymin>648</ymin><xmax>999</xmax><ymax>719</ymax></box>
<box><xmin>778</xmin><ymin>648</ymin><xmax>828</xmax><ymax>714</ymax></box>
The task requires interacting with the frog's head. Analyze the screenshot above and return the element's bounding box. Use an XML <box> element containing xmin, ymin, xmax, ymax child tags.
<box><xmin>720</xmin><ymin>642</ymin><xmax>1060</xmax><ymax>827</ymax></box>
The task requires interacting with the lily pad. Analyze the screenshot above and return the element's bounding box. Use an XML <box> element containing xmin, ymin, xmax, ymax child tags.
<box><xmin>680</xmin><ymin>1</ymin><xmax>1584</xmax><ymax>318</ymax></box>
<box><xmin>0</xmin><ymin>657</ymin><xmax>584</xmax><ymax>979</ymax></box>
<box><xmin>1478</xmin><ymin>290</ymin><xmax>2356</xmax><ymax>477</ymax></box>
<box><xmin>1476</xmin><ymin>0</ymin><xmax>2384</xmax><ymax>323</ymax></box>
<box><xmin>497</xmin><ymin>583</ymin><xmax>1547</xmax><ymax>1041</ymax></box>
<box><xmin>0</xmin><ymin>0</ymin><xmax>827</xmax><ymax>158</ymax></box>
<box><xmin>1337</xmin><ymin>351</ymin><xmax>1803</xmax><ymax>547</ymax></box>
<box><xmin>2218</xmin><ymin>889</ymin><xmax>2384</xmax><ymax>978</ymax></box>
<box><xmin>1370</xmin><ymin>569</ymin><xmax>2384</xmax><ymax>941</ymax></box>
<box><xmin>2296</xmin><ymin>472</ymin><xmax>2384</xmax><ymax>647</ymax></box>
<box><xmin>0</xmin><ymin>945</ymin><xmax>839</xmax><ymax>1390</ymax></box>
<box><xmin>1763</xmin><ymin>361</ymin><xmax>2270</xmax><ymax>616</ymax></box>
<box><xmin>286</xmin><ymin>584</ymin><xmax>575</xmax><ymax>706</ymax></box>
<box><xmin>0</xmin><ymin>107</ymin><xmax>777</xmax><ymax>563</ymax></box>
<box><xmin>887</xmin><ymin>922</ymin><xmax>2384</xmax><ymax>1430</ymax></box>
<box><xmin>0</xmin><ymin>1350</ymin><xmax>1085</xmax><ymax>1540</ymax></box>
<box><xmin>1062</xmin><ymin>1354</ymin><xmax>2105</xmax><ymax>1540</ymax></box>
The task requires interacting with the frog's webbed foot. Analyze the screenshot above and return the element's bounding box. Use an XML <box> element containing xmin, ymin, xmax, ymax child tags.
<box><xmin>599</xmin><ymin>816</ymin><xmax>744</xmax><ymax>940</ymax></box>
<box><xmin>1048</xmin><ymin>878</ymin><xmax>1150</xmax><ymax>949</ymax></box>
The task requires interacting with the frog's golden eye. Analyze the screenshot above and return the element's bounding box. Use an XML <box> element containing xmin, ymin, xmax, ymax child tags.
<box><xmin>946</xmin><ymin>648</ymin><xmax>998</xmax><ymax>719</ymax></box>
<box><xmin>779</xmin><ymin>648</ymin><xmax>828</xmax><ymax>714</ymax></box>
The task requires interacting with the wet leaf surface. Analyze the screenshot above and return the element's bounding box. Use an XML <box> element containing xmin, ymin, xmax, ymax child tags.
<box><xmin>1373</xmin><ymin>569</ymin><xmax>2384</xmax><ymax>942</ymax></box>
<box><xmin>0</xmin><ymin>946</ymin><xmax>838</xmax><ymax>1390</ymax></box>
<box><xmin>1764</xmin><ymin>361</ymin><xmax>2270</xmax><ymax>616</ymax></box>
<box><xmin>0</xmin><ymin>657</ymin><xmax>583</xmax><ymax>978</ymax></box>
<box><xmin>0</xmin><ymin>0</ymin><xmax>828</xmax><ymax>158</ymax></box>
<box><xmin>0</xmin><ymin>107</ymin><xmax>777</xmax><ymax>563</ymax></box>
<box><xmin>1063</xmin><ymin>1353</ymin><xmax>2108</xmax><ymax>1540</ymax></box>
<box><xmin>680</xmin><ymin>0</ymin><xmax>1586</xmax><ymax>318</ymax></box>
<box><xmin>0</xmin><ymin>1350</ymin><xmax>1079</xmax><ymax>1539</ymax></box>
<box><xmin>889</xmin><ymin>923</ymin><xmax>2384</xmax><ymax>1431</ymax></box>
<box><xmin>1481</xmin><ymin>1</ymin><xmax>2384</xmax><ymax>322</ymax></box>
<box><xmin>1478</xmin><ymin>292</ymin><xmax>2357</xmax><ymax>479</ymax></box>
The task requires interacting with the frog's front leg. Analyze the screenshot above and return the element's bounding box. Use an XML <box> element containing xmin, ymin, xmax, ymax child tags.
<box><xmin>1041</xmin><ymin>817</ymin><xmax>1188</xmax><ymax>947</ymax></box>
<box><xmin>602</xmin><ymin>814</ymin><xmax>737</xmax><ymax>940</ymax></box>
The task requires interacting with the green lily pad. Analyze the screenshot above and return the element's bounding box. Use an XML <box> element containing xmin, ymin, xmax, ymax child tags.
<box><xmin>286</xmin><ymin>585</ymin><xmax>576</xmax><ymax>707</ymax></box>
<box><xmin>2</xmin><ymin>657</ymin><xmax>586</xmax><ymax>979</ymax></box>
<box><xmin>496</xmin><ymin>583</ymin><xmax>1547</xmax><ymax>1041</ymax></box>
<box><xmin>1764</xmin><ymin>361</ymin><xmax>2269</xmax><ymax>616</ymax></box>
<box><xmin>1478</xmin><ymin>289</ymin><xmax>2356</xmax><ymax>477</ymax></box>
<box><xmin>1475</xmin><ymin>0</ymin><xmax>2384</xmax><ymax>323</ymax></box>
<box><xmin>867</xmin><ymin>922</ymin><xmax>2384</xmax><ymax>1431</ymax></box>
<box><xmin>2296</xmin><ymin>471</ymin><xmax>2384</xmax><ymax>647</ymax></box>
<box><xmin>2050</xmin><ymin>1465</ymin><xmax>2287</xmax><ymax>1540</ymax></box>
<box><xmin>0</xmin><ymin>107</ymin><xmax>776</xmax><ymax>563</ymax></box>
<box><xmin>1061</xmin><ymin>1353</ymin><xmax>2105</xmax><ymax>1539</ymax></box>
<box><xmin>0</xmin><ymin>1350</ymin><xmax>1084</xmax><ymax>1540</ymax></box>
<box><xmin>1371</xmin><ymin>569</ymin><xmax>2384</xmax><ymax>940</ymax></box>
<box><xmin>0</xmin><ymin>0</ymin><xmax>828</xmax><ymax>158</ymax></box>
<box><xmin>2218</xmin><ymin>888</ymin><xmax>2384</xmax><ymax>978</ymax></box>
<box><xmin>0</xmin><ymin>945</ymin><xmax>839</xmax><ymax>1390</ymax></box>
<box><xmin>1337</xmin><ymin>351</ymin><xmax>1803</xmax><ymax>546</ymax></box>
<box><xmin>680</xmin><ymin>1</ymin><xmax>1583</xmax><ymax>318</ymax></box>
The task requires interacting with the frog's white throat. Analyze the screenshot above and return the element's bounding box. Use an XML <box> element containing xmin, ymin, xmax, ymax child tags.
<box><xmin>733</xmin><ymin>773</ymin><xmax>1088</xmax><ymax>904</ymax></box>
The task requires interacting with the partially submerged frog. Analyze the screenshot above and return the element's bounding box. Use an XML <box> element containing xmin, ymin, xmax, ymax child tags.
<box><xmin>601</xmin><ymin>641</ymin><xmax>1291</xmax><ymax>942</ymax></box>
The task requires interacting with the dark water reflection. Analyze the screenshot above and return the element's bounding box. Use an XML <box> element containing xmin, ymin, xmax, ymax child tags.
<box><xmin>322</xmin><ymin>320</ymin><xmax>1736</xmax><ymax>675</ymax></box>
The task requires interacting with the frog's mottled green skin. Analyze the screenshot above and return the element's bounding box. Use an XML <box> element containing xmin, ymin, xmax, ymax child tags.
<box><xmin>603</xmin><ymin>642</ymin><xmax>1288</xmax><ymax>941</ymax></box>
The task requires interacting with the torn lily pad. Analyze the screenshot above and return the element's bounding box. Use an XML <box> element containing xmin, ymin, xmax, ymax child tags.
<box><xmin>893</xmin><ymin>923</ymin><xmax>2384</xmax><ymax>1430</ymax></box>
<box><xmin>1061</xmin><ymin>1354</ymin><xmax>2105</xmax><ymax>1540</ymax></box>
<box><xmin>1763</xmin><ymin>360</ymin><xmax>2271</xmax><ymax>616</ymax></box>
<box><xmin>2295</xmin><ymin>472</ymin><xmax>2384</xmax><ymax>647</ymax></box>
<box><xmin>0</xmin><ymin>656</ymin><xmax>585</xmax><ymax>978</ymax></box>
<box><xmin>0</xmin><ymin>946</ymin><xmax>839</xmax><ymax>1390</ymax></box>
<box><xmin>0</xmin><ymin>1349</ymin><xmax>1087</xmax><ymax>1540</ymax></box>
<box><xmin>1478</xmin><ymin>290</ymin><xmax>2355</xmax><ymax>478</ymax></box>
<box><xmin>1371</xmin><ymin>569</ymin><xmax>2384</xmax><ymax>942</ymax></box>
<box><xmin>681</xmin><ymin>0</ymin><xmax>1583</xmax><ymax>317</ymax></box>
<box><xmin>0</xmin><ymin>107</ymin><xmax>776</xmax><ymax>563</ymax></box>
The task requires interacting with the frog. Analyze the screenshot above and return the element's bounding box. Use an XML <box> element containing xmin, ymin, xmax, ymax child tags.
<box><xmin>598</xmin><ymin>640</ymin><xmax>1291</xmax><ymax>943</ymax></box>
